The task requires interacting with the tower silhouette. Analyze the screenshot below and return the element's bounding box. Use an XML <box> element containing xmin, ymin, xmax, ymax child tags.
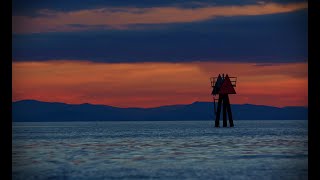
<box><xmin>210</xmin><ymin>74</ymin><xmax>237</xmax><ymax>127</ymax></box>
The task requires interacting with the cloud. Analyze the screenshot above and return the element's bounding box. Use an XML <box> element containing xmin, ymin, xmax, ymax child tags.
<box><xmin>13</xmin><ymin>2</ymin><xmax>307</xmax><ymax>34</ymax></box>
<box><xmin>13</xmin><ymin>60</ymin><xmax>307</xmax><ymax>108</ymax></box>
<box><xmin>12</xmin><ymin>0</ymin><xmax>307</xmax><ymax>16</ymax></box>
<box><xmin>12</xmin><ymin>9</ymin><xmax>308</xmax><ymax>63</ymax></box>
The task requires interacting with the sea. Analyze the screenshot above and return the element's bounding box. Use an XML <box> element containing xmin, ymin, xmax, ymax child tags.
<box><xmin>12</xmin><ymin>120</ymin><xmax>308</xmax><ymax>180</ymax></box>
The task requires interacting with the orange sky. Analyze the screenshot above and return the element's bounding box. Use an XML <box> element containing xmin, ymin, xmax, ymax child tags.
<box><xmin>12</xmin><ymin>61</ymin><xmax>307</xmax><ymax>108</ymax></box>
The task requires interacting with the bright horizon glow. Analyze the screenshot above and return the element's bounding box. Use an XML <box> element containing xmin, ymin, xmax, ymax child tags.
<box><xmin>13</xmin><ymin>60</ymin><xmax>307</xmax><ymax>108</ymax></box>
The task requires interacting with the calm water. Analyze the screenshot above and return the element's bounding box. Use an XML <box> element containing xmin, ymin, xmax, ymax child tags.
<box><xmin>12</xmin><ymin>120</ymin><xmax>308</xmax><ymax>180</ymax></box>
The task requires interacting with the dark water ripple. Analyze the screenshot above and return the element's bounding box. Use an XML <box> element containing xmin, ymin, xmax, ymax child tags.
<box><xmin>13</xmin><ymin>120</ymin><xmax>307</xmax><ymax>180</ymax></box>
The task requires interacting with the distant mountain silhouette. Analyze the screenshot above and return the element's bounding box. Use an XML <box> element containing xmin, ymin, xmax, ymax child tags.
<box><xmin>12</xmin><ymin>100</ymin><xmax>308</xmax><ymax>122</ymax></box>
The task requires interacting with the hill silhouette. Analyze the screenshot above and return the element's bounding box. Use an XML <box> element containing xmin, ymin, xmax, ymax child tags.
<box><xmin>12</xmin><ymin>100</ymin><xmax>307</xmax><ymax>122</ymax></box>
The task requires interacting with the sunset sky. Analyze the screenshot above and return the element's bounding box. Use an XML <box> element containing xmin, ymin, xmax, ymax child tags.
<box><xmin>12</xmin><ymin>0</ymin><xmax>308</xmax><ymax>108</ymax></box>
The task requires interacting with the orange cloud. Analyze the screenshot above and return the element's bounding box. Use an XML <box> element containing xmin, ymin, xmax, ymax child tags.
<box><xmin>12</xmin><ymin>2</ymin><xmax>308</xmax><ymax>33</ymax></box>
<box><xmin>13</xmin><ymin>60</ymin><xmax>307</xmax><ymax>108</ymax></box>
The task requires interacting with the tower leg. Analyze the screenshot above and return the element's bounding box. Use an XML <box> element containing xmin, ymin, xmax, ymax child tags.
<box><xmin>225</xmin><ymin>95</ymin><xmax>234</xmax><ymax>127</ymax></box>
<box><xmin>215</xmin><ymin>95</ymin><xmax>223</xmax><ymax>127</ymax></box>
<box><xmin>222</xmin><ymin>95</ymin><xmax>227</xmax><ymax>127</ymax></box>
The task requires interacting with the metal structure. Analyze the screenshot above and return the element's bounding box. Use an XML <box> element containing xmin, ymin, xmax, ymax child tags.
<box><xmin>210</xmin><ymin>74</ymin><xmax>237</xmax><ymax>127</ymax></box>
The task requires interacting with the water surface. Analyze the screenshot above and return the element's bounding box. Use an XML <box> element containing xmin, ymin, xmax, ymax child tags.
<box><xmin>13</xmin><ymin>120</ymin><xmax>308</xmax><ymax>180</ymax></box>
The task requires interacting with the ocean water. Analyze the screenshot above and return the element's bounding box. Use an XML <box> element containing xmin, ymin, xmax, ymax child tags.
<box><xmin>12</xmin><ymin>120</ymin><xmax>308</xmax><ymax>180</ymax></box>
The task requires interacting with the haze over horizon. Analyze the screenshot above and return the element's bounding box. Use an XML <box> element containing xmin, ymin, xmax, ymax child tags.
<box><xmin>12</xmin><ymin>0</ymin><xmax>308</xmax><ymax>108</ymax></box>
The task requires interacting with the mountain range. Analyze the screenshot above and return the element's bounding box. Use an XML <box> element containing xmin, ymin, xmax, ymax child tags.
<box><xmin>12</xmin><ymin>100</ymin><xmax>308</xmax><ymax>122</ymax></box>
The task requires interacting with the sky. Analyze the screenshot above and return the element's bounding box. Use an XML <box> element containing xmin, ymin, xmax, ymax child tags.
<box><xmin>12</xmin><ymin>0</ymin><xmax>308</xmax><ymax>108</ymax></box>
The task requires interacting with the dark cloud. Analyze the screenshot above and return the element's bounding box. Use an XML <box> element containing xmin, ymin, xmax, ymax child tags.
<box><xmin>12</xmin><ymin>10</ymin><xmax>307</xmax><ymax>63</ymax></box>
<box><xmin>13</xmin><ymin>0</ymin><xmax>307</xmax><ymax>16</ymax></box>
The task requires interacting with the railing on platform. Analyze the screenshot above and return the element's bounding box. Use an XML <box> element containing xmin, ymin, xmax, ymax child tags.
<box><xmin>210</xmin><ymin>76</ymin><xmax>237</xmax><ymax>87</ymax></box>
